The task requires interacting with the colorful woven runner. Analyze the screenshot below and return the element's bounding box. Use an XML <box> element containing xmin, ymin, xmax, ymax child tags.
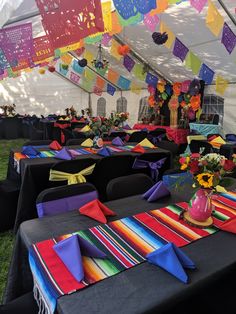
<box><xmin>29</xmin><ymin>193</ymin><xmax>236</xmax><ymax>314</ymax></box>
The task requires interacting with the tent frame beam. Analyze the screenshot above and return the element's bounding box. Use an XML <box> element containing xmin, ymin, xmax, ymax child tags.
<box><xmin>217</xmin><ymin>0</ymin><xmax>236</xmax><ymax>27</ymax></box>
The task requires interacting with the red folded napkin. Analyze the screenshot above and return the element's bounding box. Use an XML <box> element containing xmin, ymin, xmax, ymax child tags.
<box><xmin>219</xmin><ymin>217</ymin><xmax>236</xmax><ymax>234</ymax></box>
<box><xmin>208</xmin><ymin>135</ymin><xmax>218</xmax><ymax>142</ymax></box>
<box><xmin>131</xmin><ymin>144</ymin><xmax>146</xmax><ymax>153</ymax></box>
<box><xmin>79</xmin><ymin>199</ymin><xmax>116</xmax><ymax>223</ymax></box>
<box><xmin>49</xmin><ymin>140</ymin><xmax>62</xmax><ymax>150</ymax></box>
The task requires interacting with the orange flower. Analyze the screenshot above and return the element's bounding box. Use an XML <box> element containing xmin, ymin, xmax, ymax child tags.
<box><xmin>169</xmin><ymin>95</ymin><xmax>179</xmax><ymax>110</ymax></box>
<box><xmin>180</xmin><ymin>101</ymin><xmax>187</xmax><ymax>108</ymax></box>
<box><xmin>148</xmin><ymin>95</ymin><xmax>156</xmax><ymax>107</ymax></box>
<box><xmin>173</xmin><ymin>82</ymin><xmax>182</xmax><ymax>96</ymax></box>
<box><xmin>190</xmin><ymin>94</ymin><xmax>201</xmax><ymax>111</ymax></box>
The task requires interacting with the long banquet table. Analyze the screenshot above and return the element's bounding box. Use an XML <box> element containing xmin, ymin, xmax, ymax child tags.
<box><xmin>4</xmin><ymin>191</ymin><xmax>236</xmax><ymax>313</ymax></box>
<box><xmin>8</xmin><ymin>144</ymin><xmax>172</xmax><ymax>232</ymax></box>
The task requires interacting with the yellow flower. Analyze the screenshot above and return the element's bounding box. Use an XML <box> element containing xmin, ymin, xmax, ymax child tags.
<box><xmin>196</xmin><ymin>173</ymin><xmax>214</xmax><ymax>188</ymax></box>
<box><xmin>186</xmin><ymin>156</ymin><xmax>190</xmax><ymax>164</ymax></box>
<box><xmin>181</xmin><ymin>164</ymin><xmax>188</xmax><ymax>170</ymax></box>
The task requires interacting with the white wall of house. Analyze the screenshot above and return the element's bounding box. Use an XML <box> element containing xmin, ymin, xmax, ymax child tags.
<box><xmin>90</xmin><ymin>89</ymin><xmax>149</xmax><ymax>127</ymax></box>
<box><xmin>0</xmin><ymin>69</ymin><xmax>89</xmax><ymax>116</ymax></box>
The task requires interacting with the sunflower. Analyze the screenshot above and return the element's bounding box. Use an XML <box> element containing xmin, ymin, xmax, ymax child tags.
<box><xmin>196</xmin><ymin>173</ymin><xmax>214</xmax><ymax>188</ymax></box>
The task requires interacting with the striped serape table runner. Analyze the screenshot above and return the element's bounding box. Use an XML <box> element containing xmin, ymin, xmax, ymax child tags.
<box><xmin>29</xmin><ymin>192</ymin><xmax>236</xmax><ymax>313</ymax></box>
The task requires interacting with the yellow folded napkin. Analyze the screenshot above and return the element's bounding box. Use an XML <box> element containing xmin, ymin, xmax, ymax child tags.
<box><xmin>187</xmin><ymin>135</ymin><xmax>207</xmax><ymax>144</ymax></box>
<box><xmin>59</xmin><ymin>118</ymin><xmax>64</xmax><ymax>121</ymax></box>
<box><xmin>138</xmin><ymin>138</ymin><xmax>155</xmax><ymax>148</ymax></box>
<box><xmin>65</xmin><ymin>117</ymin><xmax>70</xmax><ymax>121</ymax></box>
<box><xmin>80</xmin><ymin>125</ymin><xmax>91</xmax><ymax>132</ymax></box>
<box><xmin>81</xmin><ymin>138</ymin><xmax>93</xmax><ymax>147</ymax></box>
<box><xmin>210</xmin><ymin>136</ymin><xmax>226</xmax><ymax>145</ymax></box>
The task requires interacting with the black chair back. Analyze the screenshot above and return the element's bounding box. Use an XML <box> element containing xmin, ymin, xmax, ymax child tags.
<box><xmin>23</xmin><ymin>140</ymin><xmax>52</xmax><ymax>146</ymax></box>
<box><xmin>66</xmin><ymin>139</ymin><xmax>87</xmax><ymax>146</ymax></box>
<box><xmin>127</xmin><ymin>131</ymin><xmax>147</xmax><ymax>142</ymax></box>
<box><xmin>109</xmin><ymin>132</ymin><xmax>127</xmax><ymax>139</ymax></box>
<box><xmin>155</xmin><ymin>140</ymin><xmax>179</xmax><ymax>157</ymax></box>
<box><xmin>106</xmin><ymin>174</ymin><xmax>154</xmax><ymax>201</ymax></box>
<box><xmin>190</xmin><ymin>140</ymin><xmax>213</xmax><ymax>155</ymax></box>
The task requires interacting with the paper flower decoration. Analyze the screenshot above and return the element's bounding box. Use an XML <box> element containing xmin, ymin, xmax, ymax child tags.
<box><xmin>169</xmin><ymin>95</ymin><xmax>179</xmax><ymax>110</ymax></box>
<box><xmin>148</xmin><ymin>95</ymin><xmax>156</xmax><ymax>107</ymax></box>
<box><xmin>117</xmin><ymin>45</ymin><xmax>130</xmax><ymax>56</ymax></box>
<box><xmin>48</xmin><ymin>66</ymin><xmax>56</xmax><ymax>73</ymax></box>
<box><xmin>188</xmin><ymin>107</ymin><xmax>196</xmax><ymax>120</ymax></box>
<box><xmin>152</xmin><ymin>32</ymin><xmax>168</xmax><ymax>45</ymax></box>
<box><xmin>39</xmin><ymin>68</ymin><xmax>46</xmax><ymax>75</ymax></box>
<box><xmin>180</xmin><ymin>101</ymin><xmax>187</xmax><ymax>108</ymax></box>
<box><xmin>61</xmin><ymin>64</ymin><xmax>69</xmax><ymax>70</ymax></box>
<box><xmin>190</xmin><ymin>94</ymin><xmax>201</xmax><ymax>111</ymax></box>
<box><xmin>189</xmin><ymin>79</ymin><xmax>201</xmax><ymax>96</ymax></box>
<box><xmin>148</xmin><ymin>85</ymin><xmax>156</xmax><ymax>95</ymax></box>
<box><xmin>184</xmin><ymin>93</ymin><xmax>191</xmax><ymax>104</ymax></box>
<box><xmin>161</xmin><ymin>92</ymin><xmax>168</xmax><ymax>100</ymax></box>
<box><xmin>157</xmin><ymin>82</ymin><xmax>165</xmax><ymax>93</ymax></box>
<box><xmin>78</xmin><ymin>58</ymin><xmax>87</xmax><ymax>67</ymax></box>
<box><xmin>173</xmin><ymin>82</ymin><xmax>182</xmax><ymax>96</ymax></box>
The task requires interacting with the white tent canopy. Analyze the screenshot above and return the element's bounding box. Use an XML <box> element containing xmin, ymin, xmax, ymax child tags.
<box><xmin>0</xmin><ymin>0</ymin><xmax>236</xmax><ymax>130</ymax></box>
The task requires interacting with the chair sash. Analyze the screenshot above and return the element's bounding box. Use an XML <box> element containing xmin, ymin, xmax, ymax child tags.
<box><xmin>54</xmin><ymin>122</ymin><xmax>71</xmax><ymax>144</ymax></box>
<box><xmin>49</xmin><ymin>164</ymin><xmax>96</xmax><ymax>185</ymax></box>
<box><xmin>132</xmin><ymin>158</ymin><xmax>167</xmax><ymax>181</ymax></box>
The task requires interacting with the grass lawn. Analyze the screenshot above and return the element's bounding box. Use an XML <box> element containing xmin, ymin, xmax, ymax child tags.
<box><xmin>0</xmin><ymin>139</ymin><xmax>25</xmax><ymax>302</ymax></box>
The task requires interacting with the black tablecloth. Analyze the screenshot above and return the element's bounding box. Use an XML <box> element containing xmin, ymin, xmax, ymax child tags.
<box><xmin>4</xmin><ymin>193</ymin><xmax>236</xmax><ymax>314</ymax></box>
<box><xmin>8</xmin><ymin>145</ymin><xmax>172</xmax><ymax>232</ymax></box>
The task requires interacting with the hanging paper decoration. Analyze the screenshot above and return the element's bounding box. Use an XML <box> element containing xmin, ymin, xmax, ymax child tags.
<box><xmin>216</xmin><ymin>75</ymin><xmax>229</xmax><ymax>95</ymax></box>
<box><xmin>107</xmin><ymin>83</ymin><xmax>116</xmax><ymax>95</ymax></box>
<box><xmin>83</xmin><ymin>51</ymin><xmax>94</xmax><ymax>66</ymax></box>
<box><xmin>113</xmin><ymin>0</ymin><xmax>137</xmax><ymax>20</ymax></box>
<box><xmin>35</xmin><ymin>0</ymin><xmax>104</xmax><ymax>50</ymax></box>
<box><xmin>107</xmin><ymin>68</ymin><xmax>119</xmax><ymax>84</ymax></box>
<box><xmin>70</xmin><ymin>72</ymin><xmax>80</xmax><ymax>84</ymax></box>
<box><xmin>145</xmin><ymin>72</ymin><xmax>158</xmax><ymax>87</ymax></box>
<box><xmin>131</xmin><ymin>82</ymin><xmax>142</xmax><ymax>94</ymax></box>
<box><xmin>12</xmin><ymin>60</ymin><xmax>30</xmax><ymax>72</ymax></box>
<box><xmin>132</xmin><ymin>0</ymin><xmax>156</xmax><ymax>14</ymax></box>
<box><xmin>59</xmin><ymin>63</ymin><xmax>69</xmax><ymax>76</ymax></box>
<box><xmin>117</xmin><ymin>76</ymin><xmax>131</xmax><ymax>89</ymax></box>
<box><xmin>78</xmin><ymin>59</ymin><xmax>87</xmax><ymax>68</ymax></box>
<box><xmin>110</xmin><ymin>39</ymin><xmax>122</xmax><ymax>60</ymax></box>
<box><xmin>118</xmin><ymin>45</ymin><xmax>130</xmax><ymax>56</ymax></box>
<box><xmin>72</xmin><ymin>60</ymin><xmax>84</xmax><ymax>74</ymax></box>
<box><xmin>181</xmin><ymin>80</ymin><xmax>191</xmax><ymax>93</ymax></box>
<box><xmin>159</xmin><ymin>22</ymin><xmax>175</xmax><ymax>49</ymax></box>
<box><xmin>133</xmin><ymin>63</ymin><xmax>146</xmax><ymax>81</ymax></box>
<box><xmin>173</xmin><ymin>38</ymin><xmax>189</xmax><ymax>62</ymax></box>
<box><xmin>84</xmin><ymin>69</ymin><xmax>96</xmax><ymax>81</ymax></box>
<box><xmin>54</xmin><ymin>40</ymin><xmax>84</xmax><ymax>57</ymax></box>
<box><xmin>60</xmin><ymin>54</ymin><xmax>73</xmax><ymax>65</ymax></box>
<box><xmin>74</xmin><ymin>47</ymin><xmax>85</xmax><ymax>57</ymax></box>
<box><xmin>101</xmin><ymin>33</ymin><xmax>112</xmax><ymax>46</ymax></box>
<box><xmin>144</xmin><ymin>13</ymin><xmax>159</xmax><ymax>32</ymax></box>
<box><xmin>150</xmin><ymin>0</ymin><xmax>168</xmax><ymax>15</ymax></box>
<box><xmin>109</xmin><ymin>12</ymin><xmax>122</xmax><ymax>35</ymax></box>
<box><xmin>93</xmin><ymin>85</ymin><xmax>103</xmax><ymax>96</ymax></box>
<box><xmin>123</xmin><ymin>55</ymin><xmax>135</xmax><ymax>72</ymax></box>
<box><xmin>184</xmin><ymin>51</ymin><xmax>201</xmax><ymax>75</ymax></box>
<box><xmin>0</xmin><ymin>23</ymin><xmax>34</xmax><ymax>66</ymax></box>
<box><xmin>96</xmin><ymin>76</ymin><xmax>106</xmax><ymax>90</ymax></box>
<box><xmin>206</xmin><ymin>0</ymin><xmax>224</xmax><ymax>37</ymax></box>
<box><xmin>39</xmin><ymin>68</ymin><xmax>46</xmax><ymax>75</ymax></box>
<box><xmin>81</xmin><ymin>79</ymin><xmax>93</xmax><ymax>91</ymax></box>
<box><xmin>199</xmin><ymin>63</ymin><xmax>214</xmax><ymax>84</ymax></box>
<box><xmin>190</xmin><ymin>0</ymin><xmax>207</xmax><ymax>13</ymax></box>
<box><xmin>152</xmin><ymin>32</ymin><xmax>168</xmax><ymax>45</ymax></box>
<box><xmin>32</xmin><ymin>35</ymin><xmax>54</xmax><ymax>63</ymax></box>
<box><xmin>85</xmin><ymin>34</ymin><xmax>103</xmax><ymax>44</ymax></box>
<box><xmin>117</xmin><ymin>11</ymin><xmax>143</xmax><ymax>27</ymax></box>
<box><xmin>189</xmin><ymin>79</ymin><xmax>201</xmax><ymax>96</ymax></box>
<box><xmin>0</xmin><ymin>48</ymin><xmax>9</xmax><ymax>71</ymax></box>
<box><xmin>221</xmin><ymin>23</ymin><xmax>236</xmax><ymax>54</ymax></box>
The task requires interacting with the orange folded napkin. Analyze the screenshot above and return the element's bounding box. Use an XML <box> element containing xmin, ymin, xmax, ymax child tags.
<box><xmin>220</xmin><ymin>217</ymin><xmax>236</xmax><ymax>234</ymax></box>
<box><xmin>131</xmin><ymin>145</ymin><xmax>146</xmax><ymax>153</ymax></box>
<box><xmin>49</xmin><ymin>140</ymin><xmax>62</xmax><ymax>150</ymax></box>
<box><xmin>79</xmin><ymin>199</ymin><xmax>116</xmax><ymax>223</ymax></box>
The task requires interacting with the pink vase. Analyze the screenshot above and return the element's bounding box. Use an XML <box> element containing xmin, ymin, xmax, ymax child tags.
<box><xmin>188</xmin><ymin>189</ymin><xmax>213</xmax><ymax>222</ymax></box>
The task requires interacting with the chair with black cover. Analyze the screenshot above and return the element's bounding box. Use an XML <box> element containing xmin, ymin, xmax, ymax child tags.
<box><xmin>127</xmin><ymin>131</ymin><xmax>148</xmax><ymax>143</ymax></box>
<box><xmin>29</xmin><ymin>125</ymin><xmax>44</xmax><ymax>140</ymax></box>
<box><xmin>212</xmin><ymin>114</ymin><xmax>219</xmax><ymax>125</ymax></box>
<box><xmin>66</xmin><ymin>138</ymin><xmax>87</xmax><ymax>146</ymax></box>
<box><xmin>148</xmin><ymin>129</ymin><xmax>167</xmax><ymax>144</ymax></box>
<box><xmin>36</xmin><ymin>183</ymin><xmax>98</xmax><ymax>217</ymax></box>
<box><xmin>72</xmin><ymin>131</ymin><xmax>87</xmax><ymax>139</ymax></box>
<box><xmin>106</xmin><ymin>174</ymin><xmax>154</xmax><ymax>201</ymax></box>
<box><xmin>0</xmin><ymin>179</ymin><xmax>20</xmax><ymax>232</ymax></box>
<box><xmin>155</xmin><ymin>140</ymin><xmax>179</xmax><ymax>157</ymax></box>
<box><xmin>90</xmin><ymin>155</ymin><xmax>135</xmax><ymax>201</ymax></box>
<box><xmin>23</xmin><ymin>140</ymin><xmax>52</xmax><ymax>146</ymax></box>
<box><xmin>0</xmin><ymin>292</ymin><xmax>38</xmax><ymax>314</ymax></box>
<box><xmin>190</xmin><ymin>140</ymin><xmax>213</xmax><ymax>155</ymax></box>
<box><xmin>49</xmin><ymin>158</ymin><xmax>97</xmax><ymax>188</ymax></box>
<box><xmin>109</xmin><ymin>132</ymin><xmax>127</xmax><ymax>140</ymax></box>
<box><xmin>61</xmin><ymin>128</ymin><xmax>74</xmax><ymax>143</ymax></box>
<box><xmin>226</xmin><ymin>134</ymin><xmax>236</xmax><ymax>142</ymax></box>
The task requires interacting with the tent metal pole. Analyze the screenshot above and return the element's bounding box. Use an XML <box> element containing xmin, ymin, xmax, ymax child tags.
<box><xmin>217</xmin><ymin>0</ymin><xmax>236</xmax><ymax>27</ymax></box>
<box><xmin>2</xmin><ymin>10</ymin><xmax>40</xmax><ymax>27</ymax></box>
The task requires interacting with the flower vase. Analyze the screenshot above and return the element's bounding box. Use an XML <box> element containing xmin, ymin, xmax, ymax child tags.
<box><xmin>188</xmin><ymin>189</ymin><xmax>213</xmax><ymax>222</ymax></box>
<box><xmin>93</xmin><ymin>136</ymin><xmax>103</xmax><ymax>149</ymax></box>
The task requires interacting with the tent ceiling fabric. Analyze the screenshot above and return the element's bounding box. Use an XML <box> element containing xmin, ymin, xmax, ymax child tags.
<box><xmin>3</xmin><ymin>0</ymin><xmax>236</xmax><ymax>88</ymax></box>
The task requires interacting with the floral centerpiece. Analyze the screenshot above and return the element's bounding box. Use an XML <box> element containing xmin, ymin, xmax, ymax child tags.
<box><xmin>179</xmin><ymin>153</ymin><xmax>236</xmax><ymax>224</ymax></box>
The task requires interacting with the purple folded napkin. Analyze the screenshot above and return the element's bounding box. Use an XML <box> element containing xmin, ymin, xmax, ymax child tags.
<box><xmin>146</xmin><ymin>243</ymin><xmax>196</xmax><ymax>283</ymax></box>
<box><xmin>122</xmin><ymin>124</ymin><xmax>132</xmax><ymax>130</ymax></box>
<box><xmin>53</xmin><ymin>234</ymin><xmax>106</xmax><ymax>282</ymax></box>
<box><xmin>22</xmin><ymin>146</ymin><xmax>40</xmax><ymax>156</ymax></box>
<box><xmin>55</xmin><ymin>147</ymin><xmax>72</xmax><ymax>160</ymax></box>
<box><xmin>98</xmin><ymin>147</ymin><xmax>112</xmax><ymax>157</ymax></box>
<box><xmin>142</xmin><ymin>181</ymin><xmax>170</xmax><ymax>202</ymax></box>
<box><xmin>112</xmin><ymin>136</ymin><xmax>124</xmax><ymax>146</ymax></box>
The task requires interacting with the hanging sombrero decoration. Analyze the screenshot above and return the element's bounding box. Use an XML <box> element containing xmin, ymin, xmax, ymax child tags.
<box><xmin>152</xmin><ymin>32</ymin><xmax>168</xmax><ymax>45</ymax></box>
<box><xmin>117</xmin><ymin>45</ymin><xmax>130</xmax><ymax>56</ymax></box>
<box><xmin>78</xmin><ymin>58</ymin><xmax>87</xmax><ymax>67</ymax></box>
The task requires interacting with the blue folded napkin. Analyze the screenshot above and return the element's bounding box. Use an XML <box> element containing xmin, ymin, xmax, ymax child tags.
<box><xmin>22</xmin><ymin>146</ymin><xmax>40</xmax><ymax>156</ymax></box>
<box><xmin>98</xmin><ymin>147</ymin><xmax>112</xmax><ymax>157</ymax></box>
<box><xmin>142</xmin><ymin>181</ymin><xmax>170</xmax><ymax>202</ymax></box>
<box><xmin>112</xmin><ymin>137</ymin><xmax>124</xmax><ymax>146</ymax></box>
<box><xmin>55</xmin><ymin>147</ymin><xmax>72</xmax><ymax>160</ymax></box>
<box><xmin>53</xmin><ymin>234</ymin><xmax>106</xmax><ymax>282</ymax></box>
<box><xmin>146</xmin><ymin>243</ymin><xmax>196</xmax><ymax>283</ymax></box>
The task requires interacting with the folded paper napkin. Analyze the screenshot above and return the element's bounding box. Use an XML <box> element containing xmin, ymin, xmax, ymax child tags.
<box><xmin>80</xmin><ymin>125</ymin><xmax>91</xmax><ymax>132</ymax></box>
<box><xmin>111</xmin><ymin>137</ymin><xmax>124</xmax><ymax>146</ymax></box>
<box><xmin>49</xmin><ymin>140</ymin><xmax>62</xmax><ymax>150</ymax></box>
<box><xmin>219</xmin><ymin>217</ymin><xmax>236</xmax><ymax>234</ymax></box>
<box><xmin>81</xmin><ymin>138</ymin><xmax>93</xmax><ymax>147</ymax></box>
<box><xmin>131</xmin><ymin>144</ymin><xmax>145</xmax><ymax>153</ymax></box>
<box><xmin>54</xmin><ymin>147</ymin><xmax>72</xmax><ymax>160</ymax></box>
<box><xmin>208</xmin><ymin>135</ymin><xmax>218</xmax><ymax>142</ymax></box>
<box><xmin>122</xmin><ymin>124</ymin><xmax>132</xmax><ymax>130</ymax></box>
<box><xmin>146</xmin><ymin>243</ymin><xmax>196</xmax><ymax>283</ymax></box>
<box><xmin>98</xmin><ymin>147</ymin><xmax>112</xmax><ymax>157</ymax></box>
<box><xmin>142</xmin><ymin>181</ymin><xmax>170</xmax><ymax>202</ymax></box>
<box><xmin>210</xmin><ymin>136</ymin><xmax>226</xmax><ymax>145</ymax></box>
<box><xmin>22</xmin><ymin>146</ymin><xmax>40</xmax><ymax>156</ymax></box>
<box><xmin>79</xmin><ymin>199</ymin><xmax>116</xmax><ymax>223</ymax></box>
<box><xmin>53</xmin><ymin>234</ymin><xmax>106</xmax><ymax>282</ymax></box>
<box><xmin>138</xmin><ymin>138</ymin><xmax>155</xmax><ymax>148</ymax></box>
